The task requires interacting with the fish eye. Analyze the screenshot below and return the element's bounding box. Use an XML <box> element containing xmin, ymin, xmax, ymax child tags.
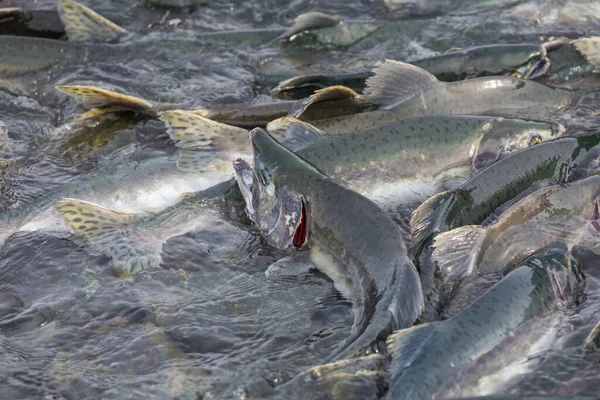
<box><xmin>255</xmin><ymin>158</ymin><xmax>271</xmax><ymax>186</ymax></box>
<box><xmin>259</xmin><ymin>168</ymin><xmax>271</xmax><ymax>186</ymax></box>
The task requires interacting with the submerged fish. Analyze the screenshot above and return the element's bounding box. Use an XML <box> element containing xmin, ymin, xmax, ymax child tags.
<box><xmin>280</xmin><ymin>243</ymin><xmax>586</xmax><ymax>400</ymax></box>
<box><xmin>234</xmin><ymin>128</ymin><xmax>423</xmax><ymax>362</ymax></box>
<box><xmin>300</xmin><ymin>61</ymin><xmax>575</xmax><ymax>134</ymax></box>
<box><xmin>386</xmin><ymin>242</ymin><xmax>585</xmax><ymax>400</ymax></box>
<box><xmin>0</xmin><ymin>2</ymin><xmax>374</xmax><ymax>86</ymax></box>
<box><xmin>270</xmin><ymin>43</ymin><xmax>549</xmax><ymax>100</ymax></box>
<box><xmin>53</xmin><ymin>178</ymin><xmax>247</xmax><ymax>275</ymax></box>
<box><xmin>543</xmin><ymin>37</ymin><xmax>600</xmax><ymax>85</ymax></box>
<box><xmin>412</xmin><ymin>132</ymin><xmax>600</xmax><ymax>320</ymax></box>
<box><xmin>428</xmin><ymin>174</ymin><xmax>600</xmax><ymax>317</ymax></box>
<box><xmin>15</xmin><ymin>111</ymin><xmax>546</xmax><ymax>280</ymax></box>
<box><xmin>384</xmin><ymin>0</ymin><xmax>523</xmax><ymax>18</ymax></box>
<box><xmin>0</xmin><ymin>5</ymin><xmax>64</xmax><ymax>39</ymax></box>
<box><xmin>57</xmin><ymin>84</ymin><xmax>371</xmax><ymax>128</ymax></box>
<box><xmin>160</xmin><ymin>112</ymin><xmax>559</xmax><ymax>228</ymax></box>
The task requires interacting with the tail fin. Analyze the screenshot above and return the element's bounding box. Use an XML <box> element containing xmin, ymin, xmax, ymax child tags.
<box><xmin>56</xmin><ymin>85</ymin><xmax>155</xmax><ymax>115</ymax></box>
<box><xmin>326</xmin><ymin>260</ymin><xmax>423</xmax><ymax>362</ymax></box>
<box><xmin>55</xmin><ymin>199</ymin><xmax>161</xmax><ymax>275</ymax></box>
<box><xmin>57</xmin><ymin>0</ymin><xmax>128</xmax><ymax>42</ymax></box>
<box><xmin>387</xmin><ymin>322</ymin><xmax>439</xmax><ymax>381</ymax></box>
<box><xmin>159</xmin><ymin>110</ymin><xmax>248</xmax><ymax>172</ymax></box>
<box><xmin>572</xmin><ymin>37</ymin><xmax>600</xmax><ymax>72</ymax></box>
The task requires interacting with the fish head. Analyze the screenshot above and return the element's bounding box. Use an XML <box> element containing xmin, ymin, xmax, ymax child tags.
<box><xmin>234</xmin><ymin>128</ymin><xmax>310</xmax><ymax>250</ymax></box>
<box><xmin>474</xmin><ymin>118</ymin><xmax>563</xmax><ymax>171</ymax></box>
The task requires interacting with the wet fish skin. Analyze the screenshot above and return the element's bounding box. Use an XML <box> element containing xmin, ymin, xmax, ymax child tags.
<box><xmin>236</xmin><ymin>128</ymin><xmax>423</xmax><ymax>362</ymax></box>
<box><xmin>386</xmin><ymin>242</ymin><xmax>585</xmax><ymax>400</ymax></box>
<box><xmin>296</xmin><ymin>115</ymin><xmax>559</xmax><ymax>197</ymax></box>
<box><xmin>271</xmin><ymin>43</ymin><xmax>546</xmax><ymax>100</ymax></box>
<box><xmin>412</xmin><ymin>133</ymin><xmax>600</xmax><ymax>318</ymax></box>
<box><xmin>0</xmin><ymin>8</ymin><xmax>64</xmax><ymax>39</ymax></box>
<box><xmin>413</xmin><ymin>132</ymin><xmax>600</xmax><ymax>249</ymax></box>
<box><xmin>430</xmin><ymin>173</ymin><xmax>600</xmax><ymax>320</ymax></box>
<box><xmin>306</xmin><ymin>79</ymin><xmax>572</xmax><ymax>135</ymax></box>
<box><xmin>0</xmin><ymin>35</ymin><xmax>119</xmax><ymax>77</ymax></box>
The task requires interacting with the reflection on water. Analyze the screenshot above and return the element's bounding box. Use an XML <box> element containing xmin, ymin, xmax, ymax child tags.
<box><xmin>1</xmin><ymin>0</ymin><xmax>600</xmax><ymax>399</ymax></box>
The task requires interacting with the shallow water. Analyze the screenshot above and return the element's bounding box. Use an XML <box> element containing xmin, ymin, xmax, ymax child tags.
<box><xmin>1</xmin><ymin>0</ymin><xmax>600</xmax><ymax>399</ymax></box>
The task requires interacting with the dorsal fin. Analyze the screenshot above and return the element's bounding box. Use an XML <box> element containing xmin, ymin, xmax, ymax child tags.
<box><xmin>279</xmin><ymin>12</ymin><xmax>340</xmax><ymax>41</ymax></box>
<box><xmin>289</xmin><ymin>85</ymin><xmax>363</xmax><ymax>119</ymax></box>
<box><xmin>266</xmin><ymin>117</ymin><xmax>325</xmax><ymax>150</ymax></box>
<box><xmin>571</xmin><ymin>37</ymin><xmax>600</xmax><ymax>71</ymax></box>
<box><xmin>56</xmin><ymin>85</ymin><xmax>155</xmax><ymax>113</ymax></box>
<box><xmin>55</xmin><ymin>198</ymin><xmax>160</xmax><ymax>275</ymax></box>
<box><xmin>387</xmin><ymin>322</ymin><xmax>438</xmax><ymax>380</ymax></box>
<box><xmin>57</xmin><ymin>0</ymin><xmax>128</xmax><ymax>42</ymax></box>
<box><xmin>363</xmin><ymin>60</ymin><xmax>440</xmax><ymax>107</ymax></box>
<box><xmin>159</xmin><ymin>110</ymin><xmax>248</xmax><ymax>172</ymax></box>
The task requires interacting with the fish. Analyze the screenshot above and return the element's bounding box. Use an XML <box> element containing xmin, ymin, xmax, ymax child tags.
<box><xmin>411</xmin><ymin>132</ymin><xmax>600</xmax><ymax>320</ymax></box>
<box><xmin>0</xmin><ymin>1</ymin><xmax>375</xmax><ymax>85</ymax></box>
<box><xmin>0</xmin><ymin>5</ymin><xmax>64</xmax><ymax>39</ymax></box>
<box><xmin>542</xmin><ymin>37</ymin><xmax>600</xmax><ymax>85</ymax></box>
<box><xmin>298</xmin><ymin>60</ymin><xmax>575</xmax><ymax>134</ymax></box>
<box><xmin>24</xmin><ymin>111</ymin><xmax>547</xmax><ymax>276</ymax></box>
<box><xmin>157</xmin><ymin>112</ymin><xmax>560</xmax><ymax>229</ymax></box>
<box><xmin>270</xmin><ymin>43</ymin><xmax>549</xmax><ymax>100</ymax></box>
<box><xmin>284</xmin><ymin>115</ymin><xmax>560</xmax><ymax>219</ymax></box>
<box><xmin>0</xmin><ymin>110</ymin><xmax>260</xmax><ymax>246</ymax></box>
<box><xmin>426</xmin><ymin>174</ymin><xmax>600</xmax><ymax>319</ymax></box>
<box><xmin>57</xmin><ymin>84</ymin><xmax>372</xmax><ymax>128</ymax></box>
<box><xmin>386</xmin><ymin>242</ymin><xmax>585</xmax><ymax>400</ymax></box>
<box><xmin>53</xmin><ymin>178</ymin><xmax>247</xmax><ymax>275</ymax></box>
<box><xmin>61</xmin><ymin>88</ymin><xmax>559</xmax><ymax>195</ymax></box>
<box><xmin>233</xmin><ymin>128</ymin><xmax>423</xmax><ymax>362</ymax></box>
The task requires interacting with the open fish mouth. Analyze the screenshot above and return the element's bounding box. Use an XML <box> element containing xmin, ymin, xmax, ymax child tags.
<box><xmin>293</xmin><ymin>196</ymin><xmax>309</xmax><ymax>248</ymax></box>
<box><xmin>233</xmin><ymin>158</ymin><xmax>255</xmax><ymax>220</ymax></box>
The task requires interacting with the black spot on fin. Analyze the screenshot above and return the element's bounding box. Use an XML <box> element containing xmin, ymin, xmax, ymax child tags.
<box><xmin>57</xmin><ymin>0</ymin><xmax>128</xmax><ymax>42</ymax></box>
<box><xmin>572</xmin><ymin>37</ymin><xmax>600</xmax><ymax>71</ymax></box>
<box><xmin>56</xmin><ymin>85</ymin><xmax>155</xmax><ymax>113</ymax></box>
<box><xmin>55</xmin><ymin>198</ymin><xmax>160</xmax><ymax>274</ymax></box>
<box><xmin>160</xmin><ymin>110</ymin><xmax>249</xmax><ymax>172</ymax></box>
